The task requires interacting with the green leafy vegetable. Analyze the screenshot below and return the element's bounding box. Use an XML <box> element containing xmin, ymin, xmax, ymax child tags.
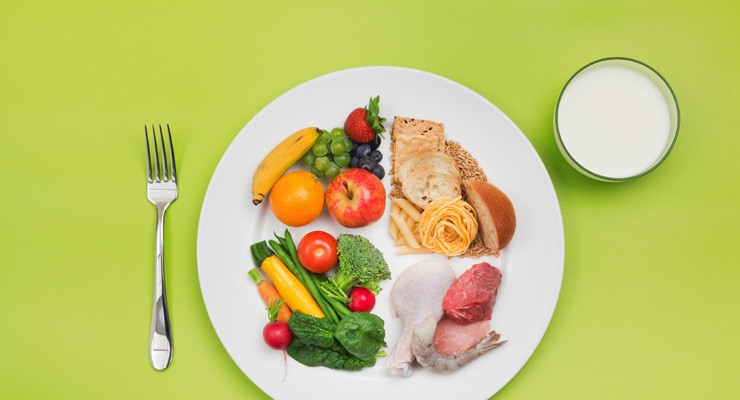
<box><xmin>285</xmin><ymin>310</ymin><xmax>386</xmax><ymax>371</ymax></box>
<box><xmin>334</xmin><ymin>312</ymin><xmax>386</xmax><ymax>361</ymax></box>
<box><xmin>288</xmin><ymin>311</ymin><xmax>337</xmax><ymax>348</ymax></box>
<box><xmin>324</xmin><ymin>234</ymin><xmax>390</xmax><ymax>300</ymax></box>
<box><xmin>286</xmin><ymin>340</ymin><xmax>376</xmax><ymax>371</ymax></box>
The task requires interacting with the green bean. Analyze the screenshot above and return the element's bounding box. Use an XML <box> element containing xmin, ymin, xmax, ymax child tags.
<box><xmin>326</xmin><ymin>294</ymin><xmax>351</xmax><ymax>317</ymax></box>
<box><xmin>275</xmin><ymin>233</ymin><xmax>289</xmax><ymax>252</ymax></box>
<box><xmin>283</xmin><ymin>230</ymin><xmax>300</xmax><ymax>261</ymax></box>
<box><xmin>314</xmin><ymin>281</ymin><xmax>339</xmax><ymax>322</ymax></box>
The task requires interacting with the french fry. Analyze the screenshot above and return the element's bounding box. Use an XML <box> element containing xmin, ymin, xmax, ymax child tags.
<box><xmin>391</xmin><ymin>213</ymin><xmax>420</xmax><ymax>249</ymax></box>
<box><xmin>392</xmin><ymin>198</ymin><xmax>422</xmax><ymax>221</ymax></box>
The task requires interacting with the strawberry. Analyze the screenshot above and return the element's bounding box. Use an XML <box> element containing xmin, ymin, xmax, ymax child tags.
<box><xmin>344</xmin><ymin>95</ymin><xmax>386</xmax><ymax>143</ymax></box>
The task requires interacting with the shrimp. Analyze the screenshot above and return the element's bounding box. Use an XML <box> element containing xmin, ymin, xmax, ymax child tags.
<box><xmin>411</xmin><ymin>314</ymin><xmax>506</xmax><ymax>374</ymax></box>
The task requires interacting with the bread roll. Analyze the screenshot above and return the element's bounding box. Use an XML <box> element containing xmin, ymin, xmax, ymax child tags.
<box><xmin>461</xmin><ymin>180</ymin><xmax>516</xmax><ymax>254</ymax></box>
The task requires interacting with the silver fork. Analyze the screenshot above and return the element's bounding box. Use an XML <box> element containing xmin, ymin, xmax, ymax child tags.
<box><xmin>144</xmin><ymin>124</ymin><xmax>178</xmax><ymax>371</ymax></box>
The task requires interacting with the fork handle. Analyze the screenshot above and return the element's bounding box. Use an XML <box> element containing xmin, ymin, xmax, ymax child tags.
<box><xmin>149</xmin><ymin>206</ymin><xmax>172</xmax><ymax>370</ymax></box>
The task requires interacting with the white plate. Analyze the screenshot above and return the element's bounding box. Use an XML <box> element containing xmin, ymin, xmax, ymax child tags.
<box><xmin>197</xmin><ymin>66</ymin><xmax>564</xmax><ymax>400</ymax></box>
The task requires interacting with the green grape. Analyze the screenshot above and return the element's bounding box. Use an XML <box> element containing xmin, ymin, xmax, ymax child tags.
<box><xmin>314</xmin><ymin>156</ymin><xmax>330</xmax><ymax>171</ymax></box>
<box><xmin>312</xmin><ymin>143</ymin><xmax>328</xmax><ymax>156</ymax></box>
<box><xmin>311</xmin><ymin>166</ymin><xmax>324</xmax><ymax>178</ymax></box>
<box><xmin>318</xmin><ymin>132</ymin><xmax>332</xmax><ymax>144</ymax></box>
<box><xmin>302</xmin><ymin>151</ymin><xmax>316</xmax><ymax>166</ymax></box>
<box><xmin>330</xmin><ymin>128</ymin><xmax>346</xmax><ymax>142</ymax></box>
<box><xmin>321</xmin><ymin>129</ymin><xmax>330</xmax><ymax>135</ymax></box>
<box><xmin>334</xmin><ymin>153</ymin><xmax>350</xmax><ymax>167</ymax></box>
<box><xmin>325</xmin><ymin>162</ymin><xmax>341</xmax><ymax>179</ymax></box>
<box><xmin>343</xmin><ymin>136</ymin><xmax>354</xmax><ymax>152</ymax></box>
<box><xmin>330</xmin><ymin>141</ymin><xmax>346</xmax><ymax>155</ymax></box>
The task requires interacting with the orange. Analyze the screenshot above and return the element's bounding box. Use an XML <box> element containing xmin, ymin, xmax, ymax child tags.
<box><xmin>269</xmin><ymin>171</ymin><xmax>325</xmax><ymax>227</ymax></box>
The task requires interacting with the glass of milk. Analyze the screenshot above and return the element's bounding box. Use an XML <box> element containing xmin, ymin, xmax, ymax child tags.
<box><xmin>554</xmin><ymin>57</ymin><xmax>679</xmax><ymax>181</ymax></box>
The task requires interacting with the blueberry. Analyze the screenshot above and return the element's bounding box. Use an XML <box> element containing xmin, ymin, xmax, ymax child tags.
<box><xmin>356</xmin><ymin>144</ymin><xmax>372</xmax><ymax>158</ymax></box>
<box><xmin>372</xmin><ymin>164</ymin><xmax>385</xmax><ymax>180</ymax></box>
<box><xmin>369</xmin><ymin>150</ymin><xmax>382</xmax><ymax>163</ymax></box>
<box><xmin>350</xmin><ymin>156</ymin><xmax>360</xmax><ymax>168</ymax></box>
<box><xmin>359</xmin><ymin>158</ymin><xmax>375</xmax><ymax>172</ymax></box>
<box><xmin>369</xmin><ymin>135</ymin><xmax>382</xmax><ymax>150</ymax></box>
<box><xmin>351</xmin><ymin>141</ymin><xmax>361</xmax><ymax>153</ymax></box>
<box><xmin>360</xmin><ymin>156</ymin><xmax>375</xmax><ymax>166</ymax></box>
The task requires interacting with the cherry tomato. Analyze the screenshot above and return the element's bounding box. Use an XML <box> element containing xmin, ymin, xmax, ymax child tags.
<box><xmin>348</xmin><ymin>287</ymin><xmax>376</xmax><ymax>312</ymax></box>
<box><xmin>263</xmin><ymin>321</ymin><xmax>292</xmax><ymax>350</ymax></box>
<box><xmin>297</xmin><ymin>230</ymin><xmax>338</xmax><ymax>273</ymax></box>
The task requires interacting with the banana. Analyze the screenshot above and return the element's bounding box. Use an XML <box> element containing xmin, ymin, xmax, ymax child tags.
<box><xmin>252</xmin><ymin>127</ymin><xmax>320</xmax><ymax>205</ymax></box>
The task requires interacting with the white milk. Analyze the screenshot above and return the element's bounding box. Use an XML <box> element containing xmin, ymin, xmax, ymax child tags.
<box><xmin>557</xmin><ymin>65</ymin><xmax>672</xmax><ymax>179</ymax></box>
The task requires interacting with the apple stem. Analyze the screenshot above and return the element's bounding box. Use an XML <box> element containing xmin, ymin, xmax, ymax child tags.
<box><xmin>343</xmin><ymin>181</ymin><xmax>353</xmax><ymax>200</ymax></box>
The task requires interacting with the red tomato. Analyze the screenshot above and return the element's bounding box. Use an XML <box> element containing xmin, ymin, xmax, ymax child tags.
<box><xmin>348</xmin><ymin>287</ymin><xmax>376</xmax><ymax>312</ymax></box>
<box><xmin>297</xmin><ymin>231</ymin><xmax>338</xmax><ymax>273</ymax></box>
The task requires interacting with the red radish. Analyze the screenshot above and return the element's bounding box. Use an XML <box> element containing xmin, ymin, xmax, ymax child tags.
<box><xmin>263</xmin><ymin>299</ymin><xmax>292</xmax><ymax>350</ymax></box>
<box><xmin>348</xmin><ymin>287</ymin><xmax>376</xmax><ymax>312</ymax></box>
<box><xmin>263</xmin><ymin>321</ymin><xmax>292</xmax><ymax>350</ymax></box>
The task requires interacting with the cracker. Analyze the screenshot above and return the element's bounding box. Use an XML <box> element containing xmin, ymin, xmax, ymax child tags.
<box><xmin>391</xmin><ymin>116</ymin><xmax>446</xmax><ymax>179</ymax></box>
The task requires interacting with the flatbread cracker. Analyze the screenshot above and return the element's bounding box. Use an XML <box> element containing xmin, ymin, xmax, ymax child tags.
<box><xmin>391</xmin><ymin>116</ymin><xmax>446</xmax><ymax>181</ymax></box>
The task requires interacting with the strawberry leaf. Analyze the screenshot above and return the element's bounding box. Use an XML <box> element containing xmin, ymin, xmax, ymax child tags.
<box><xmin>364</xmin><ymin>95</ymin><xmax>386</xmax><ymax>138</ymax></box>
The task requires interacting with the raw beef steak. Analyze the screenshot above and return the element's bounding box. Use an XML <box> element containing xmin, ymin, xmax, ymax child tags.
<box><xmin>442</xmin><ymin>262</ymin><xmax>502</xmax><ymax>324</ymax></box>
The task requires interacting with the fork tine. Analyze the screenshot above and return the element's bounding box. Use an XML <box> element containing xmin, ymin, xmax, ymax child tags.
<box><xmin>145</xmin><ymin>125</ymin><xmax>153</xmax><ymax>183</ymax></box>
<box><xmin>166</xmin><ymin>124</ymin><xmax>177</xmax><ymax>182</ymax></box>
<box><xmin>158</xmin><ymin>124</ymin><xmax>170</xmax><ymax>181</ymax></box>
<box><xmin>152</xmin><ymin>124</ymin><xmax>161</xmax><ymax>181</ymax></box>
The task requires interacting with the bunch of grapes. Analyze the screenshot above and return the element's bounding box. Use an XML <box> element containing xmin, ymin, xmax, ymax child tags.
<box><xmin>349</xmin><ymin>135</ymin><xmax>385</xmax><ymax>180</ymax></box>
<box><xmin>302</xmin><ymin>128</ymin><xmax>353</xmax><ymax>179</ymax></box>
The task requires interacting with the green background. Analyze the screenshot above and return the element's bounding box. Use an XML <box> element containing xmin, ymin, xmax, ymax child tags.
<box><xmin>1</xmin><ymin>1</ymin><xmax>738</xmax><ymax>399</ymax></box>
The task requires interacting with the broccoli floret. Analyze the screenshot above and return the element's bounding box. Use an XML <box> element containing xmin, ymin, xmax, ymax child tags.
<box><xmin>327</xmin><ymin>234</ymin><xmax>390</xmax><ymax>297</ymax></box>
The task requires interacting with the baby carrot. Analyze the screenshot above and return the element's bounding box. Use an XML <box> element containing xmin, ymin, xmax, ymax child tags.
<box><xmin>248</xmin><ymin>268</ymin><xmax>291</xmax><ymax>323</ymax></box>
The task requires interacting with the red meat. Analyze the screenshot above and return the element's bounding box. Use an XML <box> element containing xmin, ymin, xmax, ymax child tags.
<box><xmin>442</xmin><ymin>262</ymin><xmax>502</xmax><ymax>324</ymax></box>
<box><xmin>432</xmin><ymin>317</ymin><xmax>490</xmax><ymax>356</ymax></box>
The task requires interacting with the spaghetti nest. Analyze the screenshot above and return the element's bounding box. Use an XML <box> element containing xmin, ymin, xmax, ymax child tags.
<box><xmin>418</xmin><ymin>196</ymin><xmax>478</xmax><ymax>256</ymax></box>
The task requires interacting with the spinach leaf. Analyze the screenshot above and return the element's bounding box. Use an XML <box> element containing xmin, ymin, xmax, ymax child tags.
<box><xmin>334</xmin><ymin>312</ymin><xmax>386</xmax><ymax>361</ymax></box>
<box><xmin>288</xmin><ymin>311</ymin><xmax>337</xmax><ymax>348</ymax></box>
<box><xmin>286</xmin><ymin>311</ymin><xmax>384</xmax><ymax>371</ymax></box>
<box><xmin>286</xmin><ymin>340</ymin><xmax>376</xmax><ymax>371</ymax></box>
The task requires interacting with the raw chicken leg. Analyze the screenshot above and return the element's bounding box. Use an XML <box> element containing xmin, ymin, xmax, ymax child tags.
<box><xmin>386</xmin><ymin>260</ymin><xmax>456</xmax><ymax>377</ymax></box>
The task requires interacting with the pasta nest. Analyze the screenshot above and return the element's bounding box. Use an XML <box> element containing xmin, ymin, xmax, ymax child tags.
<box><xmin>418</xmin><ymin>196</ymin><xmax>478</xmax><ymax>256</ymax></box>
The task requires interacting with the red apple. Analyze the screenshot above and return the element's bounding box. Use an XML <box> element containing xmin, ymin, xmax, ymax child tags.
<box><xmin>325</xmin><ymin>168</ymin><xmax>386</xmax><ymax>228</ymax></box>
